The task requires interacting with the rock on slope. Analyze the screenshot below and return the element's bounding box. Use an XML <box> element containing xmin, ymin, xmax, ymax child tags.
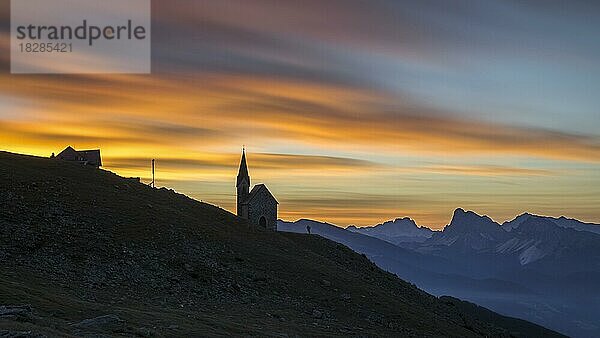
<box><xmin>0</xmin><ymin>151</ymin><xmax>563</xmax><ymax>337</ymax></box>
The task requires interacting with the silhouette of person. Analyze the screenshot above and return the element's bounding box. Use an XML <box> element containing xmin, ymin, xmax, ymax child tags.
<box><xmin>307</xmin><ymin>225</ymin><xmax>311</xmax><ymax>235</ymax></box>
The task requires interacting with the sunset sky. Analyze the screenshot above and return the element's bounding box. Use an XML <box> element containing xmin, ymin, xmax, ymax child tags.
<box><xmin>1</xmin><ymin>0</ymin><xmax>599</xmax><ymax>229</ymax></box>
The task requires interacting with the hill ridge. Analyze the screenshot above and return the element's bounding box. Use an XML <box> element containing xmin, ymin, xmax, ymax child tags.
<box><xmin>0</xmin><ymin>151</ymin><xmax>563</xmax><ymax>337</ymax></box>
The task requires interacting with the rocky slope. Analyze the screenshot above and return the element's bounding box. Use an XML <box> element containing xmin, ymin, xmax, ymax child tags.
<box><xmin>0</xmin><ymin>151</ymin><xmax>563</xmax><ymax>337</ymax></box>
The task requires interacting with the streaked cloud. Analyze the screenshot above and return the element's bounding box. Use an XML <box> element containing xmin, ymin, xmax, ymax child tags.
<box><xmin>1</xmin><ymin>0</ymin><xmax>599</xmax><ymax>227</ymax></box>
<box><xmin>106</xmin><ymin>153</ymin><xmax>380</xmax><ymax>172</ymax></box>
<box><xmin>422</xmin><ymin>165</ymin><xmax>554</xmax><ymax>177</ymax></box>
<box><xmin>2</xmin><ymin>73</ymin><xmax>599</xmax><ymax>163</ymax></box>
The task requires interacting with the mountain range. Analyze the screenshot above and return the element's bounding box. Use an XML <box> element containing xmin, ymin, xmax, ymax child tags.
<box><xmin>279</xmin><ymin>209</ymin><xmax>600</xmax><ymax>338</ymax></box>
<box><xmin>347</xmin><ymin>217</ymin><xmax>434</xmax><ymax>245</ymax></box>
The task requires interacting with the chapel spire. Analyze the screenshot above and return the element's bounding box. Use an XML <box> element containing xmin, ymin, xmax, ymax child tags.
<box><xmin>237</xmin><ymin>147</ymin><xmax>250</xmax><ymax>187</ymax></box>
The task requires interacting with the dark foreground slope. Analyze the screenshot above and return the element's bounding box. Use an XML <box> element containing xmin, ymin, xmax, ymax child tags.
<box><xmin>0</xmin><ymin>152</ymin><xmax>563</xmax><ymax>337</ymax></box>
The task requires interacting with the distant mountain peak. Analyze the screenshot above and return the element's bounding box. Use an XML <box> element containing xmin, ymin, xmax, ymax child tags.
<box><xmin>448</xmin><ymin>208</ymin><xmax>498</xmax><ymax>229</ymax></box>
<box><xmin>346</xmin><ymin>217</ymin><xmax>434</xmax><ymax>245</ymax></box>
<box><xmin>381</xmin><ymin>217</ymin><xmax>418</xmax><ymax>228</ymax></box>
<box><xmin>452</xmin><ymin>208</ymin><xmax>482</xmax><ymax>219</ymax></box>
<box><xmin>452</xmin><ymin>208</ymin><xmax>487</xmax><ymax>217</ymax></box>
<box><xmin>430</xmin><ymin>209</ymin><xmax>509</xmax><ymax>249</ymax></box>
<box><xmin>502</xmin><ymin>213</ymin><xmax>600</xmax><ymax>235</ymax></box>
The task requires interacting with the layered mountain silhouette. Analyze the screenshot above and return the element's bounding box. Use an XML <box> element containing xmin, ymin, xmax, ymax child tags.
<box><xmin>0</xmin><ymin>151</ymin><xmax>565</xmax><ymax>337</ymax></box>
<box><xmin>280</xmin><ymin>209</ymin><xmax>600</xmax><ymax>338</ymax></box>
<box><xmin>347</xmin><ymin>217</ymin><xmax>434</xmax><ymax>245</ymax></box>
<box><xmin>503</xmin><ymin>212</ymin><xmax>600</xmax><ymax>235</ymax></box>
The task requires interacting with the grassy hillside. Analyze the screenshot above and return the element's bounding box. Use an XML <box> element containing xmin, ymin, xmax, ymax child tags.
<box><xmin>0</xmin><ymin>151</ymin><xmax>564</xmax><ymax>337</ymax></box>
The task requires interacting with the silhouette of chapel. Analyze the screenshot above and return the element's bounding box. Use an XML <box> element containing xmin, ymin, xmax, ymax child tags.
<box><xmin>236</xmin><ymin>149</ymin><xmax>278</xmax><ymax>230</ymax></box>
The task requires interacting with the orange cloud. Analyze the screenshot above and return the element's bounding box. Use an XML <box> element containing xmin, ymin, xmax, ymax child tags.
<box><xmin>2</xmin><ymin>73</ymin><xmax>599</xmax><ymax>164</ymax></box>
<box><xmin>421</xmin><ymin>165</ymin><xmax>554</xmax><ymax>177</ymax></box>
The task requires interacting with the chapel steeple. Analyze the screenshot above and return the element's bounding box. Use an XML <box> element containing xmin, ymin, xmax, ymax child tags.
<box><xmin>236</xmin><ymin>148</ymin><xmax>250</xmax><ymax>217</ymax></box>
<box><xmin>237</xmin><ymin>148</ymin><xmax>250</xmax><ymax>188</ymax></box>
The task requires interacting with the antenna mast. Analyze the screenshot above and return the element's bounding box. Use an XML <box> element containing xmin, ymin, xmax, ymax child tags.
<box><xmin>151</xmin><ymin>159</ymin><xmax>155</xmax><ymax>188</ymax></box>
